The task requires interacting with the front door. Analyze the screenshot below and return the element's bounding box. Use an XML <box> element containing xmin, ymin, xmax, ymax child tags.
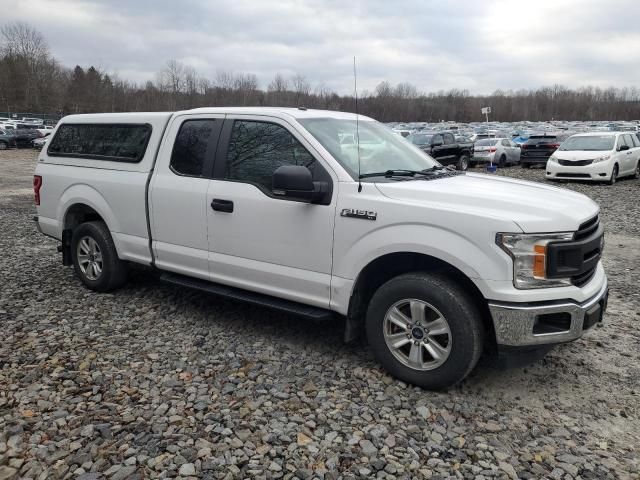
<box><xmin>206</xmin><ymin>116</ymin><xmax>337</xmax><ymax>308</ymax></box>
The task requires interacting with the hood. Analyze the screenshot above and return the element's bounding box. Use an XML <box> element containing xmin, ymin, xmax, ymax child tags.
<box><xmin>374</xmin><ymin>172</ymin><xmax>599</xmax><ymax>233</ymax></box>
<box><xmin>554</xmin><ymin>150</ymin><xmax>611</xmax><ymax>161</ymax></box>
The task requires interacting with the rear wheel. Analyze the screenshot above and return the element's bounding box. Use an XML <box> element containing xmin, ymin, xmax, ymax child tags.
<box><xmin>608</xmin><ymin>164</ymin><xmax>618</xmax><ymax>185</ymax></box>
<box><xmin>366</xmin><ymin>272</ymin><xmax>484</xmax><ymax>390</ymax></box>
<box><xmin>498</xmin><ymin>155</ymin><xmax>506</xmax><ymax>167</ymax></box>
<box><xmin>633</xmin><ymin>161</ymin><xmax>640</xmax><ymax>179</ymax></box>
<box><xmin>457</xmin><ymin>154</ymin><xmax>469</xmax><ymax>171</ymax></box>
<box><xmin>71</xmin><ymin>221</ymin><xmax>128</xmax><ymax>292</ymax></box>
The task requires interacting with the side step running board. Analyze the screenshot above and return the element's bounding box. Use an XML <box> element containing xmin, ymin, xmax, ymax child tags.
<box><xmin>160</xmin><ymin>272</ymin><xmax>334</xmax><ymax>321</ymax></box>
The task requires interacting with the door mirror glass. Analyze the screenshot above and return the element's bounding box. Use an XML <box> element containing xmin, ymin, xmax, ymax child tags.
<box><xmin>272</xmin><ymin>165</ymin><xmax>326</xmax><ymax>203</ymax></box>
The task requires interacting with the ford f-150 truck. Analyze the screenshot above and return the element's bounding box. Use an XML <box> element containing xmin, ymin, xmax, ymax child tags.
<box><xmin>34</xmin><ymin>107</ymin><xmax>608</xmax><ymax>389</ymax></box>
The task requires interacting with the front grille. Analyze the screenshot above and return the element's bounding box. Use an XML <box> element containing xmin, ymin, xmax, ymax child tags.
<box><xmin>575</xmin><ymin>215</ymin><xmax>599</xmax><ymax>240</ymax></box>
<box><xmin>558</xmin><ymin>159</ymin><xmax>593</xmax><ymax>166</ymax></box>
<box><xmin>546</xmin><ymin>215</ymin><xmax>602</xmax><ymax>287</ymax></box>
<box><xmin>556</xmin><ymin>173</ymin><xmax>591</xmax><ymax>178</ymax></box>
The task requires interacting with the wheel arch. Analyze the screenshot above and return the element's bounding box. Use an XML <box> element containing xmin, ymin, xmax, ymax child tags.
<box><xmin>344</xmin><ymin>251</ymin><xmax>494</xmax><ymax>345</ymax></box>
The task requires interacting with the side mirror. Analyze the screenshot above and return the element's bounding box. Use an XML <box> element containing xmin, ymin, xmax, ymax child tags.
<box><xmin>619</xmin><ymin>144</ymin><xmax>630</xmax><ymax>151</ymax></box>
<box><xmin>272</xmin><ymin>165</ymin><xmax>327</xmax><ymax>203</ymax></box>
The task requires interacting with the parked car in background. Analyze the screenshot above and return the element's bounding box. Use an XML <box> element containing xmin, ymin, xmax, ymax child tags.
<box><xmin>21</xmin><ymin>117</ymin><xmax>44</xmax><ymax>124</ymax></box>
<box><xmin>0</xmin><ymin>129</ymin><xmax>18</xmax><ymax>149</ymax></box>
<box><xmin>407</xmin><ymin>131</ymin><xmax>474</xmax><ymax>170</ymax></box>
<box><xmin>32</xmin><ymin>136</ymin><xmax>49</xmax><ymax>149</ymax></box>
<box><xmin>10</xmin><ymin>128</ymin><xmax>42</xmax><ymax>148</ymax></box>
<box><xmin>520</xmin><ymin>133</ymin><xmax>570</xmax><ymax>168</ymax></box>
<box><xmin>0</xmin><ymin>123</ymin><xmax>16</xmax><ymax>131</ymax></box>
<box><xmin>546</xmin><ymin>132</ymin><xmax>640</xmax><ymax>185</ymax></box>
<box><xmin>472</xmin><ymin>138</ymin><xmax>520</xmax><ymax>167</ymax></box>
<box><xmin>37</xmin><ymin>125</ymin><xmax>54</xmax><ymax>136</ymax></box>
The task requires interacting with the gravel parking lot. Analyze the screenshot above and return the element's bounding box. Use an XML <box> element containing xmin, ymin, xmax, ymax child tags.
<box><xmin>1</xmin><ymin>149</ymin><xmax>638</xmax><ymax>480</ymax></box>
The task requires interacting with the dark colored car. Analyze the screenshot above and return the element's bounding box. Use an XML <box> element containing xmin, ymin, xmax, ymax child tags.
<box><xmin>520</xmin><ymin>133</ymin><xmax>571</xmax><ymax>168</ymax></box>
<box><xmin>407</xmin><ymin>131</ymin><xmax>474</xmax><ymax>170</ymax></box>
<box><xmin>0</xmin><ymin>129</ymin><xmax>18</xmax><ymax>150</ymax></box>
<box><xmin>10</xmin><ymin>128</ymin><xmax>42</xmax><ymax>148</ymax></box>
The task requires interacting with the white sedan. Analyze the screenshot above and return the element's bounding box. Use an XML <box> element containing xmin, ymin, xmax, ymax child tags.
<box><xmin>545</xmin><ymin>132</ymin><xmax>640</xmax><ymax>185</ymax></box>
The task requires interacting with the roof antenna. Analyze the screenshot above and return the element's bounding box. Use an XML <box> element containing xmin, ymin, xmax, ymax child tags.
<box><xmin>354</xmin><ymin>56</ymin><xmax>362</xmax><ymax>193</ymax></box>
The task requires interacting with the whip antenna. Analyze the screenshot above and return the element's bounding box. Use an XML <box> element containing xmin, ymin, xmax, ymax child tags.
<box><xmin>354</xmin><ymin>56</ymin><xmax>362</xmax><ymax>193</ymax></box>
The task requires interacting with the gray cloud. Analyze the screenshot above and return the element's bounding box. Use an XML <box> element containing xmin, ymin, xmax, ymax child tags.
<box><xmin>4</xmin><ymin>0</ymin><xmax>640</xmax><ymax>94</ymax></box>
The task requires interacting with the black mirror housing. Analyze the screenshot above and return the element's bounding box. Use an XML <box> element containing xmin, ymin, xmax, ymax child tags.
<box><xmin>619</xmin><ymin>144</ymin><xmax>630</xmax><ymax>151</ymax></box>
<box><xmin>272</xmin><ymin>165</ymin><xmax>326</xmax><ymax>203</ymax></box>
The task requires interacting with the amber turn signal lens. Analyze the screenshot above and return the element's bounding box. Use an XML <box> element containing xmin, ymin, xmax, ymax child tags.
<box><xmin>533</xmin><ymin>244</ymin><xmax>546</xmax><ymax>279</ymax></box>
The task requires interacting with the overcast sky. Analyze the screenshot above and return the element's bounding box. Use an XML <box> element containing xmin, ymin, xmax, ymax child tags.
<box><xmin>3</xmin><ymin>0</ymin><xmax>640</xmax><ymax>95</ymax></box>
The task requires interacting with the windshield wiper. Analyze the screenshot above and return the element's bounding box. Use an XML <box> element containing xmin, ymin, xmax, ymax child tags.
<box><xmin>359</xmin><ymin>166</ymin><xmax>446</xmax><ymax>179</ymax></box>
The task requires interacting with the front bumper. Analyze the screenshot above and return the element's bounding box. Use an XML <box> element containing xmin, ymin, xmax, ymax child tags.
<box><xmin>488</xmin><ymin>279</ymin><xmax>608</xmax><ymax>347</ymax></box>
<box><xmin>545</xmin><ymin>160</ymin><xmax>612</xmax><ymax>181</ymax></box>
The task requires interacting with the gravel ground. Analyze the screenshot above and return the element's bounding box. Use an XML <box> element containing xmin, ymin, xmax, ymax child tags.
<box><xmin>1</xmin><ymin>149</ymin><xmax>639</xmax><ymax>480</ymax></box>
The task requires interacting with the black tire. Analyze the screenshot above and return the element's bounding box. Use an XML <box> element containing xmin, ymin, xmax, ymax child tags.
<box><xmin>0</xmin><ymin>141</ymin><xmax>7</xmax><ymax>150</ymax></box>
<box><xmin>521</xmin><ymin>162</ymin><xmax>530</xmax><ymax>169</ymax></box>
<box><xmin>366</xmin><ymin>272</ymin><xmax>484</xmax><ymax>390</ymax></box>
<box><xmin>457</xmin><ymin>154</ymin><xmax>470</xmax><ymax>171</ymax></box>
<box><xmin>633</xmin><ymin>161</ymin><xmax>640</xmax><ymax>179</ymax></box>
<box><xmin>498</xmin><ymin>155</ymin><xmax>506</xmax><ymax>167</ymax></box>
<box><xmin>608</xmin><ymin>164</ymin><xmax>618</xmax><ymax>185</ymax></box>
<box><xmin>71</xmin><ymin>221</ymin><xmax>128</xmax><ymax>292</ymax></box>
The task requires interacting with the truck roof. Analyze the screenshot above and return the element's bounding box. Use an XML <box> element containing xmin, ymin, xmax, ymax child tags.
<box><xmin>59</xmin><ymin>108</ymin><xmax>371</xmax><ymax>124</ymax></box>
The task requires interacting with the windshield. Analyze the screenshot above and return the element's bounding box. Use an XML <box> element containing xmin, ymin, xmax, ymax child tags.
<box><xmin>475</xmin><ymin>139</ymin><xmax>498</xmax><ymax>146</ymax></box>
<box><xmin>559</xmin><ymin>136</ymin><xmax>615</xmax><ymax>151</ymax></box>
<box><xmin>407</xmin><ymin>133</ymin><xmax>433</xmax><ymax>145</ymax></box>
<box><xmin>299</xmin><ymin>118</ymin><xmax>439</xmax><ymax>179</ymax></box>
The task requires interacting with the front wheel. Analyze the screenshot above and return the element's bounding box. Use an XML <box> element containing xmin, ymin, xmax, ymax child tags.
<box><xmin>633</xmin><ymin>161</ymin><xmax>640</xmax><ymax>179</ymax></box>
<box><xmin>366</xmin><ymin>272</ymin><xmax>484</xmax><ymax>390</ymax></box>
<box><xmin>71</xmin><ymin>221</ymin><xmax>128</xmax><ymax>292</ymax></box>
<box><xmin>0</xmin><ymin>141</ymin><xmax>7</xmax><ymax>150</ymax></box>
<box><xmin>608</xmin><ymin>164</ymin><xmax>618</xmax><ymax>185</ymax></box>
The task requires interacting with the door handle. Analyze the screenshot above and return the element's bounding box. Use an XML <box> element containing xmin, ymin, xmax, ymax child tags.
<box><xmin>211</xmin><ymin>199</ymin><xmax>234</xmax><ymax>213</ymax></box>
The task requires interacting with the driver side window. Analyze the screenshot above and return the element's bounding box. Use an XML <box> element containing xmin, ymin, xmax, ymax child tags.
<box><xmin>225</xmin><ymin>120</ymin><xmax>316</xmax><ymax>191</ymax></box>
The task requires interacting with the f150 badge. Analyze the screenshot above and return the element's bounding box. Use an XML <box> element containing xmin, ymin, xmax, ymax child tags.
<box><xmin>341</xmin><ymin>208</ymin><xmax>377</xmax><ymax>221</ymax></box>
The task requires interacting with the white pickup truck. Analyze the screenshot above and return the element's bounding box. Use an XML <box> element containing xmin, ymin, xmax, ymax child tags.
<box><xmin>34</xmin><ymin>107</ymin><xmax>608</xmax><ymax>389</ymax></box>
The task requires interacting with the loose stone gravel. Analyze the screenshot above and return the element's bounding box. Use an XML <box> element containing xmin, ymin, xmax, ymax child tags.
<box><xmin>1</xmin><ymin>149</ymin><xmax>639</xmax><ymax>479</ymax></box>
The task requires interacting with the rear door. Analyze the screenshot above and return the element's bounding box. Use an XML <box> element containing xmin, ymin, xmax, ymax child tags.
<box><xmin>149</xmin><ymin>114</ymin><xmax>224</xmax><ymax>280</ymax></box>
<box><xmin>623</xmin><ymin>134</ymin><xmax>639</xmax><ymax>174</ymax></box>
<box><xmin>205</xmin><ymin>115</ymin><xmax>337</xmax><ymax>308</ymax></box>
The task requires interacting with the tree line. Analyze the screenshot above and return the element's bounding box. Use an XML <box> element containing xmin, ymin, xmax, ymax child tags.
<box><xmin>2</xmin><ymin>21</ymin><xmax>640</xmax><ymax>123</ymax></box>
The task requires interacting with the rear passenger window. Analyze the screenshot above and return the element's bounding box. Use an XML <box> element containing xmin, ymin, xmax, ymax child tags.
<box><xmin>47</xmin><ymin>124</ymin><xmax>151</xmax><ymax>162</ymax></box>
<box><xmin>224</xmin><ymin>121</ymin><xmax>316</xmax><ymax>191</ymax></box>
<box><xmin>502</xmin><ymin>139</ymin><xmax>510</xmax><ymax>147</ymax></box>
<box><xmin>170</xmin><ymin>120</ymin><xmax>217</xmax><ymax>176</ymax></box>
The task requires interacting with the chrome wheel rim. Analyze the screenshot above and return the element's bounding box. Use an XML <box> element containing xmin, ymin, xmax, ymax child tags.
<box><xmin>460</xmin><ymin>156</ymin><xmax>468</xmax><ymax>170</ymax></box>
<box><xmin>77</xmin><ymin>236</ymin><xmax>103</xmax><ymax>280</ymax></box>
<box><xmin>383</xmin><ymin>299</ymin><xmax>452</xmax><ymax>371</ymax></box>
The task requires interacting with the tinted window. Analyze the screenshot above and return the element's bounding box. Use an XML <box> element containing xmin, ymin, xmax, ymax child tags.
<box><xmin>443</xmin><ymin>133</ymin><xmax>455</xmax><ymax>144</ymax></box>
<box><xmin>48</xmin><ymin>124</ymin><xmax>151</xmax><ymax>162</ymax></box>
<box><xmin>631</xmin><ymin>134</ymin><xmax>640</xmax><ymax>147</ymax></box>
<box><xmin>616</xmin><ymin>136</ymin><xmax>626</xmax><ymax>149</ymax></box>
<box><xmin>432</xmin><ymin>134</ymin><xmax>444</xmax><ymax>145</ymax></box>
<box><xmin>501</xmin><ymin>139</ymin><xmax>510</xmax><ymax>147</ymax></box>
<box><xmin>170</xmin><ymin>120</ymin><xmax>217</xmax><ymax>176</ymax></box>
<box><xmin>225</xmin><ymin>121</ymin><xmax>316</xmax><ymax>190</ymax></box>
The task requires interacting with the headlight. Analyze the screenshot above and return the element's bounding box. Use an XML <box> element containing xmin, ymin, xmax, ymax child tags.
<box><xmin>548</xmin><ymin>155</ymin><xmax>558</xmax><ymax>163</ymax></box>
<box><xmin>592</xmin><ymin>154</ymin><xmax>611</xmax><ymax>164</ymax></box>
<box><xmin>496</xmin><ymin>232</ymin><xmax>574</xmax><ymax>289</ymax></box>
